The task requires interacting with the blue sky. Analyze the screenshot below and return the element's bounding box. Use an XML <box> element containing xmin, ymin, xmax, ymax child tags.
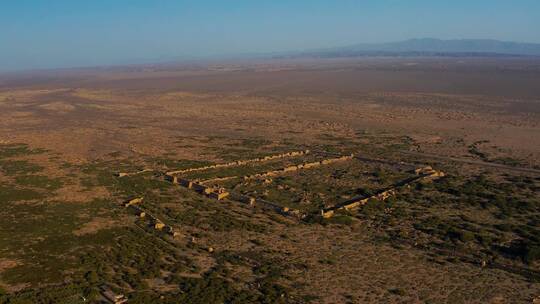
<box><xmin>1</xmin><ymin>0</ymin><xmax>539</xmax><ymax>71</ymax></box>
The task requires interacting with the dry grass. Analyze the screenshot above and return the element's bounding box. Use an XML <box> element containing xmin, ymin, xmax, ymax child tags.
<box><xmin>0</xmin><ymin>59</ymin><xmax>539</xmax><ymax>302</ymax></box>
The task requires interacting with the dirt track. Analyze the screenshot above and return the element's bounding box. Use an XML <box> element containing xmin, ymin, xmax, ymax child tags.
<box><xmin>399</xmin><ymin>150</ymin><xmax>540</xmax><ymax>174</ymax></box>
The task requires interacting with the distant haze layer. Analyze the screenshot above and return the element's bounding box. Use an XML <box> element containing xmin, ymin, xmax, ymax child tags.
<box><xmin>2</xmin><ymin>1</ymin><xmax>540</xmax><ymax>71</ymax></box>
<box><xmin>294</xmin><ymin>38</ymin><xmax>540</xmax><ymax>58</ymax></box>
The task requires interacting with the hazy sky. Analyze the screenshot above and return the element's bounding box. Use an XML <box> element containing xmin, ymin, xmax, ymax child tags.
<box><xmin>2</xmin><ymin>0</ymin><xmax>540</xmax><ymax>71</ymax></box>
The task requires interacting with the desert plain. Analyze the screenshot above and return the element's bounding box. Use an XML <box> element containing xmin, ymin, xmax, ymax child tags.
<box><xmin>0</xmin><ymin>57</ymin><xmax>539</xmax><ymax>303</ymax></box>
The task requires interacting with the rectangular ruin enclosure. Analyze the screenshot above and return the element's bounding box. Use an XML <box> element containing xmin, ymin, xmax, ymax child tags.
<box><xmin>172</xmin><ymin>152</ymin><xmax>417</xmax><ymax>214</ymax></box>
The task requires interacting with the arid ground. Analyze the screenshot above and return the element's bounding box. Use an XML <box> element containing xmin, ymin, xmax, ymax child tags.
<box><xmin>0</xmin><ymin>57</ymin><xmax>539</xmax><ymax>303</ymax></box>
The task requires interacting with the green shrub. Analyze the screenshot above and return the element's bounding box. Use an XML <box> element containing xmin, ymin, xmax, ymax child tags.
<box><xmin>389</xmin><ymin>288</ymin><xmax>406</xmax><ymax>296</ymax></box>
<box><xmin>476</xmin><ymin>234</ymin><xmax>493</xmax><ymax>247</ymax></box>
<box><xmin>0</xmin><ymin>186</ymin><xmax>44</xmax><ymax>202</ymax></box>
<box><xmin>323</xmin><ymin>215</ymin><xmax>353</xmax><ymax>226</ymax></box>
<box><xmin>525</xmin><ymin>244</ymin><xmax>540</xmax><ymax>264</ymax></box>
<box><xmin>0</xmin><ymin>160</ymin><xmax>43</xmax><ymax>175</ymax></box>
<box><xmin>15</xmin><ymin>175</ymin><xmax>63</xmax><ymax>191</ymax></box>
<box><xmin>0</xmin><ymin>144</ymin><xmax>45</xmax><ymax>158</ymax></box>
<box><xmin>85</xmin><ymin>271</ymin><xmax>99</xmax><ymax>284</ymax></box>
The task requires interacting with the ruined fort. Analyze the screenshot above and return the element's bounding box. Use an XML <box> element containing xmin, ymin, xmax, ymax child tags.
<box><xmin>117</xmin><ymin>150</ymin><xmax>445</xmax><ymax>225</ymax></box>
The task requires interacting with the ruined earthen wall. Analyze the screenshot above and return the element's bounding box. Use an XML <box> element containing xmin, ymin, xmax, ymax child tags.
<box><xmin>243</xmin><ymin>154</ymin><xmax>354</xmax><ymax>180</ymax></box>
<box><xmin>321</xmin><ymin>167</ymin><xmax>445</xmax><ymax>218</ymax></box>
<box><xmin>166</xmin><ymin>150</ymin><xmax>310</xmax><ymax>176</ymax></box>
<box><xmin>117</xmin><ymin>168</ymin><xmax>153</xmax><ymax>178</ymax></box>
<box><xmin>230</xmin><ymin>192</ymin><xmax>305</xmax><ymax>219</ymax></box>
<box><xmin>124</xmin><ymin>200</ymin><xmax>178</xmax><ymax>236</ymax></box>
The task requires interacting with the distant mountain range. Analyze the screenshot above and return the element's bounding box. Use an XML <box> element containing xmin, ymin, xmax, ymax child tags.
<box><xmin>282</xmin><ymin>38</ymin><xmax>540</xmax><ymax>58</ymax></box>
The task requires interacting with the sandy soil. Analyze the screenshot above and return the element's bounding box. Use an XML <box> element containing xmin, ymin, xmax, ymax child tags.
<box><xmin>1</xmin><ymin>58</ymin><xmax>539</xmax><ymax>302</ymax></box>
